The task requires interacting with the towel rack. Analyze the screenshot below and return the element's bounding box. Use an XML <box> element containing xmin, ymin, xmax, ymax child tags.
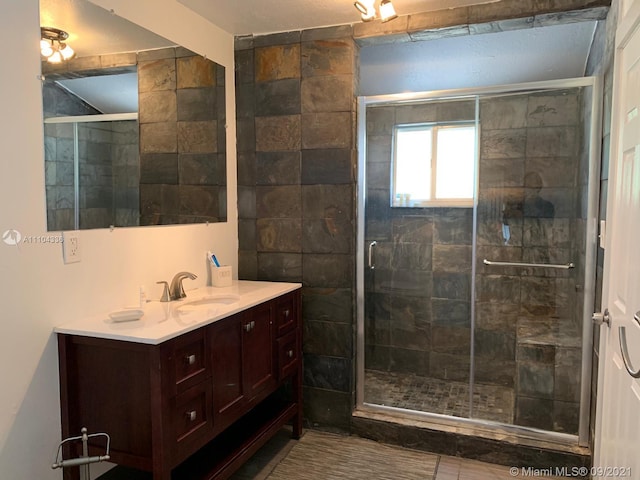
<box><xmin>483</xmin><ymin>259</ymin><xmax>575</xmax><ymax>270</ymax></box>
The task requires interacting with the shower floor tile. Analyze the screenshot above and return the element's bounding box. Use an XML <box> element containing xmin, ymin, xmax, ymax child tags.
<box><xmin>364</xmin><ymin>369</ymin><xmax>514</xmax><ymax>424</ymax></box>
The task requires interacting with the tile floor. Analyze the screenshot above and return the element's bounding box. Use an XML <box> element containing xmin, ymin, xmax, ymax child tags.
<box><xmin>364</xmin><ymin>369</ymin><xmax>515</xmax><ymax>424</ymax></box>
<box><xmin>230</xmin><ymin>428</ymin><xmax>566</xmax><ymax>480</ymax></box>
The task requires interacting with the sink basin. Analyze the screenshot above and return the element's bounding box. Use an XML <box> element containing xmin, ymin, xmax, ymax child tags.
<box><xmin>172</xmin><ymin>294</ymin><xmax>240</xmax><ymax>323</ymax></box>
<box><xmin>174</xmin><ymin>294</ymin><xmax>240</xmax><ymax>312</ymax></box>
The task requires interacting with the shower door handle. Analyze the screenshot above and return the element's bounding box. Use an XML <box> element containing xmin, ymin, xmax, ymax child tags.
<box><xmin>368</xmin><ymin>241</ymin><xmax>377</xmax><ymax>269</ymax></box>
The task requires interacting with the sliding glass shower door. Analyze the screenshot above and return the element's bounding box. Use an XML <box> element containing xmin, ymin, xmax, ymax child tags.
<box><xmin>357</xmin><ymin>78</ymin><xmax>599</xmax><ymax>444</ymax></box>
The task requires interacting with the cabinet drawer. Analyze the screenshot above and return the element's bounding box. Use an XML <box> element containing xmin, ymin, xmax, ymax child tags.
<box><xmin>275</xmin><ymin>293</ymin><xmax>296</xmax><ymax>337</ymax></box>
<box><xmin>167</xmin><ymin>329</ymin><xmax>209</xmax><ymax>394</ymax></box>
<box><xmin>172</xmin><ymin>382</ymin><xmax>214</xmax><ymax>460</ymax></box>
<box><xmin>277</xmin><ymin>330</ymin><xmax>299</xmax><ymax>380</ymax></box>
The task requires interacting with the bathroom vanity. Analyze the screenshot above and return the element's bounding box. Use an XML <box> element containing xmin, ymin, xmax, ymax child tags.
<box><xmin>55</xmin><ymin>281</ymin><xmax>302</xmax><ymax>480</ymax></box>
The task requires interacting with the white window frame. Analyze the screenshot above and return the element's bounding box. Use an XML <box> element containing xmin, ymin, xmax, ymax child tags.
<box><xmin>391</xmin><ymin>121</ymin><xmax>476</xmax><ymax>208</ymax></box>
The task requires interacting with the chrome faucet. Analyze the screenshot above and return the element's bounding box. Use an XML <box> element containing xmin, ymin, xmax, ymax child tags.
<box><xmin>168</xmin><ymin>271</ymin><xmax>197</xmax><ymax>301</ymax></box>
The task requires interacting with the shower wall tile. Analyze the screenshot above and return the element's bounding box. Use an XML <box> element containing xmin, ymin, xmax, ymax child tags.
<box><xmin>522</xmin><ymin>218</ymin><xmax>572</xmax><ymax>248</ymax></box>
<box><xmin>177</xmin><ymin>120</ymin><xmax>218</xmax><ymax>153</ymax></box>
<box><xmin>517</xmin><ymin>344</ymin><xmax>555</xmax><ymax>364</ymax></box>
<box><xmin>431</xmin><ymin>326</ymin><xmax>471</xmax><ymax>355</ymax></box>
<box><xmin>303</xmin><ymin>387</ymin><xmax>352</xmax><ymax>430</ymax></box>
<box><xmin>256</xmin><ymin>185</ymin><xmax>302</xmax><ymax>218</ymax></box>
<box><xmin>366</xmin><ymin>107</ymin><xmax>396</xmax><ymax>135</ymax></box>
<box><xmin>303</xmin><ymin>254</ymin><xmax>353</xmax><ymax>288</ymax></box>
<box><xmin>476</xmin><ymin>275</ymin><xmax>521</xmax><ymax>303</ymax></box>
<box><xmin>517</xmin><ymin>362</ymin><xmax>554</xmax><ymax>399</ymax></box>
<box><xmin>303</xmin><ymin>354</ymin><xmax>351</xmax><ymax>392</ymax></box>
<box><xmin>475</xmin><ymin>358</ymin><xmax>516</xmax><ymax>387</ymax></box>
<box><xmin>526</xmin><ymin>93</ymin><xmax>579</xmax><ymax>127</ymax></box>
<box><xmin>395</xmin><ymin>104</ymin><xmax>438</xmax><ymax>124</ymax></box>
<box><xmin>479</xmin><ymin>97</ymin><xmax>528</xmax><ymax>130</ymax></box>
<box><xmin>257</xmin><ymin>252</ymin><xmax>303</xmax><ymax>282</ymax></box>
<box><xmin>366</xmin><ymin>344</ymin><xmax>391</xmax><ymax>371</ymax></box>
<box><xmin>433</xmin><ymin>272</ymin><xmax>471</xmax><ymax>300</ymax></box>
<box><xmin>432</xmin><ymin>299</ymin><xmax>470</xmax><ymax>327</ymax></box>
<box><xmin>432</xmin><ymin>245</ymin><xmax>472</xmax><ymax>273</ymax></box>
<box><xmin>302</xmin><ymin>218</ymin><xmax>353</xmax><ymax>254</ymax></box>
<box><xmin>139</xmin><ymin>91</ymin><xmax>177</xmax><ymax>123</ymax></box>
<box><xmin>255</xmin><ymin>115</ymin><xmax>301</xmax><ymax>151</ymax></box>
<box><xmin>436</xmin><ymin>100</ymin><xmax>476</xmax><ymax>121</ymax></box>
<box><xmin>302</xmin><ymin>184</ymin><xmax>354</xmax><ymax>220</ymax></box>
<box><xmin>479</xmin><ymin>157</ymin><xmax>525</xmax><ymax>187</ymax></box>
<box><xmin>475</xmin><ymin>329</ymin><xmax>516</xmax><ymax>361</ymax></box>
<box><xmin>429</xmin><ymin>352</ymin><xmax>470</xmax><ymax>382</ymax></box>
<box><xmin>374</xmin><ymin>269</ymin><xmax>433</xmax><ymax>297</ymax></box>
<box><xmin>302</xmin><ymin>149</ymin><xmax>354</xmax><ymax>185</ymax></box>
<box><xmin>433</xmin><ymin>209</ymin><xmax>473</xmax><ymax>245</ymax></box>
<box><xmin>140</xmin><ymin>154</ymin><xmax>178</xmax><ymax>184</ymax></box>
<box><xmin>256</xmin><ymin>151</ymin><xmax>301</xmax><ymax>185</ymax></box>
<box><xmin>553</xmin><ymin>400</ymin><xmax>579</xmax><ymax>434</ymax></box>
<box><xmin>255</xmin><ymin>44</ymin><xmax>301</xmax><ymax>82</ymax></box>
<box><xmin>391</xmin><ymin>243</ymin><xmax>432</xmax><ymax>271</ymax></box>
<box><xmin>304</xmin><ymin>320</ymin><xmax>352</xmax><ymax>358</ymax></box>
<box><xmin>255</xmin><ymin>78</ymin><xmax>301</xmax><ymax>116</ymax></box>
<box><xmin>303</xmin><ymin>287</ymin><xmax>353</xmax><ymax>323</ymax></box>
<box><xmin>301</xmin><ymin>75</ymin><xmax>353</xmax><ymax>113</ymax></box>
<box><xmin>392</xmin><ymin>216</ymin><xmax>434</xmax><ymax>244</ymax></box>
<box><xmin>256</xmin><ymin>218</ymin><xmax>302</xmax><ymax>252</ymax></box>
<box><xmin>480</xmin><ymin>129</ymin><xmax>527</xmax><ymax>159</ymax></box>
<box><xmin>179</xmin><ymin>153</ymin><xmax>220</xmax><ymax>185</ymax></box>
<box><xmin>390</xmin><ymin>347</ymin><xmax>430</xmax><ymax>375</ymax></box>
<box><xmin>515</xmin><ymin>396</ymin><xmax>553</xmax><ymax>430</ymax></box>
<box><xmin>301</xmin><ymin>112</ymin><xmax>353</xmax><ymax>149</ymax></box>
<box><xmin>525</xmin><ymin>157</ymin><xmax>577</xmax><ymax>188</ymax></box>
<box><xmin>177</xmin><ymin>87</ymin><xmax>217</xmax><ymax>121</ymax></box>
<box><xmin>525</xmin><ymin>126</ymin><xmax>577</xmax><ymax>157</ymax></box>
<box><xmin>301</xmin><ymin>38</ymin><xmax>356</xmax><ymax>77</ymax></box>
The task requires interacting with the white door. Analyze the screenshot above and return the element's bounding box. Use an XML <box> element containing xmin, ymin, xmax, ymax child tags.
<box><xmin>594</xmin><ymin>1</ymin><xmax>640</xmax><ymax>478</ymax></box>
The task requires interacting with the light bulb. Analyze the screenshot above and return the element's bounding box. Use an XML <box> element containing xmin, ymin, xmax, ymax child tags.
<box><xmin>354</xmin><ymin>0</ymin><xmax>376</xmax><ymax>21</ymax></box>
<box><xmin>59</xmin><ymin>43</ymin><xmax>75</xmax><ymax>60</ymax></box>
<box><xmin>40</xmin><ymin>39</ymin><xmax>54</xmax><ymax>57</ymax></box>
<box><xmin>380</xmin><ymin>0</ymin><xmax>398</xmax><ymax>22</ymax></box>
<box><xmin>48</xmin><ymin>51</ymin><xmax>63</xmax><ymax>63</ymax></box>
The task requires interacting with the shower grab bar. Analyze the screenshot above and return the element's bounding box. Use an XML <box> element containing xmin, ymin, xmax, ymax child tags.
<box><xmin>483</xmin><ymin>259</ymin><xmax>575</xmax><ymax>269</ymax></box>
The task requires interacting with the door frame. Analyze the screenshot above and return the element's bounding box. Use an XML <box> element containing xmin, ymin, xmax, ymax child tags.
<box><xmin>355</xmin><ymin>76</ymin><xmax>602</xmax><ymax>447</ymax></box>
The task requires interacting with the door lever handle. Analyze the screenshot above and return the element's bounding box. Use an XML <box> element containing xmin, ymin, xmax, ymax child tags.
<box><xmin>593</xmin><ymin>309</ymin><xmax>611</xmax><ymax>327</ymax></box>
<box><xmin>634</xmin><ymin>311</ymin><xmax>640</xmax><ymax>327</ymax></box>
<box><xmin>619</xmin><ymin>326</ymin><xmax>640</xmax><ymax>378</ymax></box>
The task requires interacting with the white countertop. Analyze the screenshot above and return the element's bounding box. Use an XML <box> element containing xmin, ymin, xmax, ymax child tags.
<box><xmin>54</xmin><ymin>281</ymin><xmax>302</xmax><ymax>345</ymax></box>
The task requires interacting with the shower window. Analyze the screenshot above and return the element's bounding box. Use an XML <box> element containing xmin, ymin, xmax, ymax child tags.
<box><xmin>392</xmin><ymin>123</ymin><xmax>475</xmax><ymax>207</ymax></box>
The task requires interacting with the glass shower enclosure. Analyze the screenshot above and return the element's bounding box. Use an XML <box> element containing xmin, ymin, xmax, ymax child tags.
<box><xmin>356</xmin><ymin>77</ymin><xmax>601</xmax><ymax>447</ymax></box>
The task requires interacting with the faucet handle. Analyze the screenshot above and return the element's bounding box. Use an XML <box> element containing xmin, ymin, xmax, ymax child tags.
<box><xmin>156</xmin><ymin>281</ymin><xmax>171</xmax><ymax>302</ymax></box>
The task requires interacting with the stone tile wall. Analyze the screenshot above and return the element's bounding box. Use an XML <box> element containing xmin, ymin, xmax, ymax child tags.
<box><xmin>235</xmin><ymin>27</ymin><xmax>358</xmax><ymax>430</ymax></box>
<box><xmin>138</xmin><ymin>48</ymin><xmax>227</xmax><ymax>225</ymax></box>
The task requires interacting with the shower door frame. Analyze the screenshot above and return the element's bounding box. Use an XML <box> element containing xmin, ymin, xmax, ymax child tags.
<box><xmin>355</xmin><ymin>76</ymin><xmax>602</xmax><ymax>448</ymax></box>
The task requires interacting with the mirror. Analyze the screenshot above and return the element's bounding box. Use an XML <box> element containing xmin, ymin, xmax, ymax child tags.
<box><xmin>40</xmin><ymin>0</ymin><xmax>227</xmax><ymax>231</ymax></box>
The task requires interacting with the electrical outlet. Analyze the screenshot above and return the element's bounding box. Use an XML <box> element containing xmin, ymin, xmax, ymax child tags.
<box><xmin>62</xmin><ymin>231</ymin><xmax>81</xmax><ymax>264</ymax></box>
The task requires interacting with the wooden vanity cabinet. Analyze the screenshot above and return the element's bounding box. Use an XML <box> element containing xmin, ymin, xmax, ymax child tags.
<box><xmin>57</xmin><ymin>289</ymin><xmax>302</xmax><ymax>480</ymax></box>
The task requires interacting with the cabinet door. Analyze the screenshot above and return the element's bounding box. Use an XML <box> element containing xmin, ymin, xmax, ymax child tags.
<box><xmin>210</xmin><ymin>314</ymin><xmax>245</xmax><ymax>426</ymax></box>
<box><xmin>243</xmin><ymin>302</ymin><xmax>276</xmax><ymax>401</ymax></box>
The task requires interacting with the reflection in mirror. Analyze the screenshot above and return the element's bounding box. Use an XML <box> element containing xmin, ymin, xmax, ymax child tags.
<box><xmin>40</xmin><ymin>0</ymin><xmax>227</xmax><ymax>231</ymax></box>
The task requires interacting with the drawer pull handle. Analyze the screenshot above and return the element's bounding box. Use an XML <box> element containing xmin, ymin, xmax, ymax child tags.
<box><xmin>186</xmin><ymin>411</ymin><xmax>197</xmax><ymax>422</ymax></box>
<box><xmin>244</xmin><ymin>321</ymin><xmax>255</xmax><ymax>332</ymax></box>
<box><xmin>283</xmin><ymin>309</ymin><xmax>290</xmax><ymax>318</ymax></box>
<box><xmin>287</xmin><ymin>350</ymin><xmax>294</xmax><ymax>358</ymax></box>
<box><xmin>186</xmin><ymin>354</ymin><xmax>196</xmax><ymax>365</ymax></box>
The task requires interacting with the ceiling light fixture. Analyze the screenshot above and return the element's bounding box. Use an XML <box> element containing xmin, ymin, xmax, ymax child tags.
<box><xmin>40</xmin><ymin>27</ymin><xmax>75</xmax><ymax>63</ymax></box>
<box><xmin>354</xmin><ymin>0</ymin><xmax>398</xmax><ymax>23</ymax></box>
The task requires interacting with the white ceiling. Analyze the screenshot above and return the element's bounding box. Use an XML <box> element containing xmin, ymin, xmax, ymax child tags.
<box><xmin>177</xmin><ymin>0</ymin><xmax>500</xmax><ymax>36</ymax></box>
